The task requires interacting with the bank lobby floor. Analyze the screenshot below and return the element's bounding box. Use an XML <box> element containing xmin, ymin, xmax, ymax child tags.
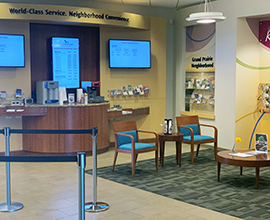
<box><xmin>0</xmin><ymin>143</ymin><xmax>241</xmax><ymax>220</ymax></box>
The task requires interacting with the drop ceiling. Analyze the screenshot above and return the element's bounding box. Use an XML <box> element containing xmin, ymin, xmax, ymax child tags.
<box><xmin>91</xmin><ymin>0</ymin><xmax>204</xmax><ymax>9</ymax></box>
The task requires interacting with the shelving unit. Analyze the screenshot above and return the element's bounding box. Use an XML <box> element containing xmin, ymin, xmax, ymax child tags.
<box><xmin>259</xmin><ymin>83</ymin><xmax>270</xmax><ymax>113</ymax></box>
<box><xmin>107</xmin><ymin>86</ymin><xmax>150</xmax><ymax>97</ymax></box>
<box><xmin>107</xmin><ymin>106</ymin><xmax>149</xmax><ymax>120</ymax></box>
<box><xmin>182</xmin><ymin>74</ymin><xmax>215</xmax><ymax>119</ymax></box>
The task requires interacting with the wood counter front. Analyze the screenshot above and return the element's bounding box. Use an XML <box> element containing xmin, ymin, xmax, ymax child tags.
<box><xmin>22</xmin><ymin>104</ymin><xmax>110</xmax><ymax>153</ymax></box>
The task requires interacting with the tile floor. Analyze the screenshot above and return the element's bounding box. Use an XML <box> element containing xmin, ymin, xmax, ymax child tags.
<box><xmin>0</xmin><ymin>143</ymin><xmax>242</xmax><ymax>220</ymax></box>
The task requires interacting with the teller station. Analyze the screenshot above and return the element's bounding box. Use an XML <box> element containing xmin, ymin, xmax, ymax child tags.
<box><xmin>0</xmin><ymin>104</ymin><xmax>149</xmax><ymax>154</ymax></box>
<box><xmin>0</xmin><ymin>23</ymin><xmax>151</xmax><ymax>154</ymax></box>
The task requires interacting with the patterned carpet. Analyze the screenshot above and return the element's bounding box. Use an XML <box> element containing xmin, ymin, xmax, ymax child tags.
<box><xmin>86</xmin><ymin>149</ymin><xmax>270</xmax><ymax>220</ymax></box>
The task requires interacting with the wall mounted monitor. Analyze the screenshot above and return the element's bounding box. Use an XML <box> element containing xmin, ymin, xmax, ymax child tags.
<box><xmin>109</xmin><ymin>39</ymin><xmax>151</xmax><ymax>69</ymax></box>
<box><xmin>52</xmin><ymin>37</ymin><xmax>80</xmax><ymax>88</ymax></box>
<box><xmin>0</xmin><ymin>34</ymin><xmax>25</xmax><ymax>68</ymax></box>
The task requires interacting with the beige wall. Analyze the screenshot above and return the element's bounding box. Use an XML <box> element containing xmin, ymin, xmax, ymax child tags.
<box><xmin>235</xmin><ymin>18</ymin><xmax>260</xmax><ymax>149</ymax></box>
<box><xmin>0</xmin><ymin>20</ymin><xmax>31</xmax><ymax>151</ymax></box>
<box><xmin>100</xmin><ymin>16</ymin><xmax>167</xmax><ymax>141</ymax></box>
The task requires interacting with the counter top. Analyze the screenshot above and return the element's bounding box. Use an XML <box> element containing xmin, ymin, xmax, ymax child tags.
<box><xmin>0</xmin><ymin>102</ymin><xmax>109</xmax><ymax>108</ymax></box>
<box><xmin>107</xmin><ymin>106</ymin><xmax>149</xmax><ymax>120</ymax></box>
<box><xmin>107</xmin><ymin>106</ymin><xmax>149</xmax><ymax>112</ymax></box>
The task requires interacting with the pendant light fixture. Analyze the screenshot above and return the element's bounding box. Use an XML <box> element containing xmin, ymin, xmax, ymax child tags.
<box><xmin>186</xmin><ymin>0</ymin><xmax>226</xmax><ymax>24</ymax></box>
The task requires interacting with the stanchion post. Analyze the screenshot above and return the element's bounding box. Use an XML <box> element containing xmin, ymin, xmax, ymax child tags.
<box><xmin>85</xmin><ymin>127</ymin><xmax>109</xmax><ymax>212</ymax></box>
<box><xmin>0</xmin><ymin>127</ymin><xmax>24</xmax><ymax>212</ymax></box>
<box><xmin>77</xmin><ymin>152</ymin><xmax>86</xmax><ymax>220</ymax></box>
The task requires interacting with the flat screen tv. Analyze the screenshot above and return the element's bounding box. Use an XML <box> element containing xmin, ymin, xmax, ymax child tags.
<box><xmin>52</xmin><ymin>37</ymin><xmax>80</xmax><ymax>88</ymax></box>
<box><xmin>109</xmin><ymin>39</ymin><xmax>151</xmax><ymax>69</ymax></box>
<box><xmin>0</xmin><ymin>34</ymin><xmax>25</xmax><ymax>68</ymax></box>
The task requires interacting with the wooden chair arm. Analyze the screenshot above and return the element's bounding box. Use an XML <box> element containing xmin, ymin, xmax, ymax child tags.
<box><xmin>137</xmin><ymin>130</ymin><xmax>158</xmax><ymax>137</ymax></box>
<box><xmin>115</xmin><ymin>132</ymin><xmax>135</xmax><ymax>151</ymax></box>
<box><xmin>199</xmin><ymin>124</ymin><xmax>217</xmax><ymax>129</ymax></box>
<box><xmin>199</xmin><ymin>124</ymin><xmax>218</xmax><ymax>139</ymax></box>
<box><xmin>137</xmin><ymin>130</ymin><xmax>158</xmax><ymax>143</ymax></box>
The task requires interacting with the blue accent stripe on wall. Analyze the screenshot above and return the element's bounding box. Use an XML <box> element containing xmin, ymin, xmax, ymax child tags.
<box><xmin>186</xmin><ymin>29</ymin><xmax>216</xmax><ymax>42</ymax></box>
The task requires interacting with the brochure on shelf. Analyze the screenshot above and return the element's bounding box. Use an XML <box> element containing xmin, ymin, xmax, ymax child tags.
<box><xmin>122</xmin><ymin>86</ymin><xmax>128</xmax><ymax>95</ymax></box>
<box><xmin>116</xmin><ymin>89</ymin><xmax>122</xmax><ymax>95</ymax></box>
<box><xmin>144</xmin><ymin>86</ymin><xmax>149</xmax><ymax>95</ymax></box>
<box><xmin>138</xmin><ymin>85</ymin><xmax>144</xmax><ymax>95</ymax></box>
<box><xmin>127</xmin><ymin>85</ymin><xmax>133</xmax><ymax>95</ymax></box>
<box><xmin>133</xmin><ymin>86</ymin><xmax>140</xmax><ymax>95</ymax></box>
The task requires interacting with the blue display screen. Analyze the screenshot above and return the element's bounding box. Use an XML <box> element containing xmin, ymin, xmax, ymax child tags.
<box><xmin>0</xmin><ymin>34</ymin><xmax>25</xmax><ymax>67</ymax></box>
<box><xmin>109</xmin><ymin>39</ymin><xmax>151</xmax><ymax>69</ymax></box>
<box><xmin>52</xmin><ymin>37</ymin><xmax>80</xmax><ymax>88</ymax></box>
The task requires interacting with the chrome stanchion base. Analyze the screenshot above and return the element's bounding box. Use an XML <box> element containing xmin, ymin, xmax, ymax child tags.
<box><xmin>85</xmin><ymin>202</ymin><xmax>109</xmax><ymax>212</ymax></box>
<box><xmin>0</xmin><ymin>202</ymin><xmax>24</xmax><ymax>212</ymax></box>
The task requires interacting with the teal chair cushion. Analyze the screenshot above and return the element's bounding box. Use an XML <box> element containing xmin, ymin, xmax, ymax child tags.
<box><xmin>183</xmin><ymin>135</ymin><xmax>214</xmax><ymax>141</ymax></box>
<box><xmin>118</xmin><ymin>143</ymin><xmax>155</xmax><ymax>150</ymax></box>
<box><xmin>116</xmin><ymin>130</ymin><xmax>138</xmax><ymax>147</ymax></box>
<box><xmin>180</xmin><ymin>124</ymin><xmax>199</xmax><ymax>136</ymax></box>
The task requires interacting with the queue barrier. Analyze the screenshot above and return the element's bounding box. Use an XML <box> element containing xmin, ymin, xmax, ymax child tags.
<box><xmin>0</xmin><ymin>127</ymin><xmax>109</xmax><ymax>220</ymax></box>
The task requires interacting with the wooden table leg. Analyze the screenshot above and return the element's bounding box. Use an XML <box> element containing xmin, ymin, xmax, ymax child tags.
<box><xmin>217</xmin><ymin>162</ymin><xmax>221</xmax><ymax>182</ymax></box>
<box><xmin>240</xmin><ymin>166</ymin><xmax>243</xmax><ymax>175</ymax></box>
<box><xmin>160</xmin><ymin>140</ymin><xmax>165</xmax><ymax>167</ymax></box>
<box><xmin>256</xmin><ymin>167</ymin><xmax>260</xmax><ymax>189</ymax></box>
<box><xmin>176</xmin><ymin>141</ymin><xmax>181</xmax><ymax>167</ymax></box>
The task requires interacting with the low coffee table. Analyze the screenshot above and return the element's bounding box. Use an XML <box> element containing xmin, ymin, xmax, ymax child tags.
<box><xmin>159</xmin><ymin>133</ymin><xmax>183</xmax><ymax>167</ymax></box>
<box><xmin>216</xmin><ymin>150</ymin><xmax>270</xmax><ymax>189</ymax></box>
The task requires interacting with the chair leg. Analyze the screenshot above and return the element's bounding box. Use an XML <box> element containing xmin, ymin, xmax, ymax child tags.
<box><xmin>196</xmin><ymin>144</ymin><xmax>200</xmax><ymax>157</ymax></box>
<box><xmin>132</xmin><ymin>153</ymin><xmax>136</xmax><ymax>176</ymax></box>
<box><xmin>112</xmin><ymin>151</ymin><xmax>118</xmax><ymax>171</ymax></box>
<box><xmin>214</xmin><ymin>142</ymin><xmax>218</xmax><ymax>161</ymax></box>
<box><xmin>135</xmin><ymin>154</ymin><xmax>138</xmax><ymax>165</ymax></box>
<box><xmin>191</xmin><ymin>144</ymin><xmax>194</xmax><ymax>164</ymax></box>
<box><xmin>155</xmin><ymin>149</ymin><xmax>158</xmax><ymax>171</ymax></box>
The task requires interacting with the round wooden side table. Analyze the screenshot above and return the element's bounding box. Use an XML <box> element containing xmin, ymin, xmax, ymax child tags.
<box><xmin>216</xmin><ymin>150</ymin><xmax>270</xmax><ymax>189</ymax></box>
<box><xmin>158</xmin><ymin>133</ymin><xmax>183</xmax><ymax>167</ymax></box>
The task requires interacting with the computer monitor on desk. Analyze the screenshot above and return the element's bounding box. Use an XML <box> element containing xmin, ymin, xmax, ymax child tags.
<box><xmin>82</xmin><ymin>81</ymin><xmax>105</xmax><ymax>103</ymax></box>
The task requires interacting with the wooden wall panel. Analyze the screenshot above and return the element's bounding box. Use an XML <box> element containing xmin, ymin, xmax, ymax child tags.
<box><xmin>22</xmin><ymin>105</ymin><xmax>109</xmax><ymax>153</ymax></box>
<box><xmin>58</xmin><ymin>106</ymin><xmax>90</xmax><ymax>152</ymax></box>
<box><xmin>22</xmin><ymin>107</ymin><xmax>59</xmax><ymax>152</ymax></box>
<box><xmin>30</xmin><ymin>23</ymin><xmax>100</xmax><ymax>98</ymax></box>
<box><xmin>87</xmin><ymin>105</ymin><xmax>110</xmax><ymax>150</ymax></box>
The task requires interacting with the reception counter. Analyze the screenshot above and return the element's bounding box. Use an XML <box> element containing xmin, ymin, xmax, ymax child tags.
<box><xmin>21</xmin><ymin>103</ymin><xmax>110</xmax><ymax>153</ymax></box>
<box><xmin>0</xmin><ymin>104</ymin><xmax>149</xmax><ymax>153</ymax></box>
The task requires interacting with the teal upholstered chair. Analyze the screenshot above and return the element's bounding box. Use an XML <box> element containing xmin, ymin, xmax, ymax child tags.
<box><xmin>112</xmin><ymin>121</ymin><xmax>158</xmax><ymax>176</ymax></box>
<box><xmin>176</xmin><ymin>115</ymin><xmax>218</xmax><ymax>164</ymax></box>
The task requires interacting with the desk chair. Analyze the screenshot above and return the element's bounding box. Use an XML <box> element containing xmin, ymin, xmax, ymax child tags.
<box><xmin>176</xmin><ymin>115</ymin><xmax>218</xmax><ymax>164</ymax></box>
<box><xmin>112</xmin><ymin>121</ymin><xmax>158</xmax><ymax>176</ymax></box>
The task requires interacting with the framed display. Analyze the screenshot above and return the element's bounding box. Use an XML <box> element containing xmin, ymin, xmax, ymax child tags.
<box><xmin>255</xmin><ymin>133</ymin><xmax>268</xmax><ymax>153</ymax></box>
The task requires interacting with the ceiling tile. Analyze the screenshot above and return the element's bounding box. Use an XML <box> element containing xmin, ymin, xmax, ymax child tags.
<box><xmin>177</xmin><ymin>0</ymin><xmax>206</xmax><ymax>9</ymax></box>
<box><xmin>93</xmin><ymin>0</ymin><xmax>123</xmax><ymax>3</ymax></box>
<box><xmin>91</xmin><ymin>0</ymin><xmax>204</xmax><ymax>9</ymax></box>
<box><xmin>151</xmin><ymin>0</ymin><xmax>178</xmax><ymax>8</ymax></box>
<box><xmin>122</xmin><ymin>0</ymin><xmax>150</xmax><ymax>6</ymax></box>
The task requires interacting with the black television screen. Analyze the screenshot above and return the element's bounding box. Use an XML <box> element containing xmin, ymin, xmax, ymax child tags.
<box><xmin>0</xmin><ymin>34</ymin><xmax>25</xmax><ymax>68</ymax></box>
<box><xmin>109</xmin><ymin>39</ymin><xmax>151</xmax><ymax>69</ymax></box>
<box><xmin>52</xmin><ymin>37</ymin><xmax>80</xmax><ymax>88</ymax></box>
